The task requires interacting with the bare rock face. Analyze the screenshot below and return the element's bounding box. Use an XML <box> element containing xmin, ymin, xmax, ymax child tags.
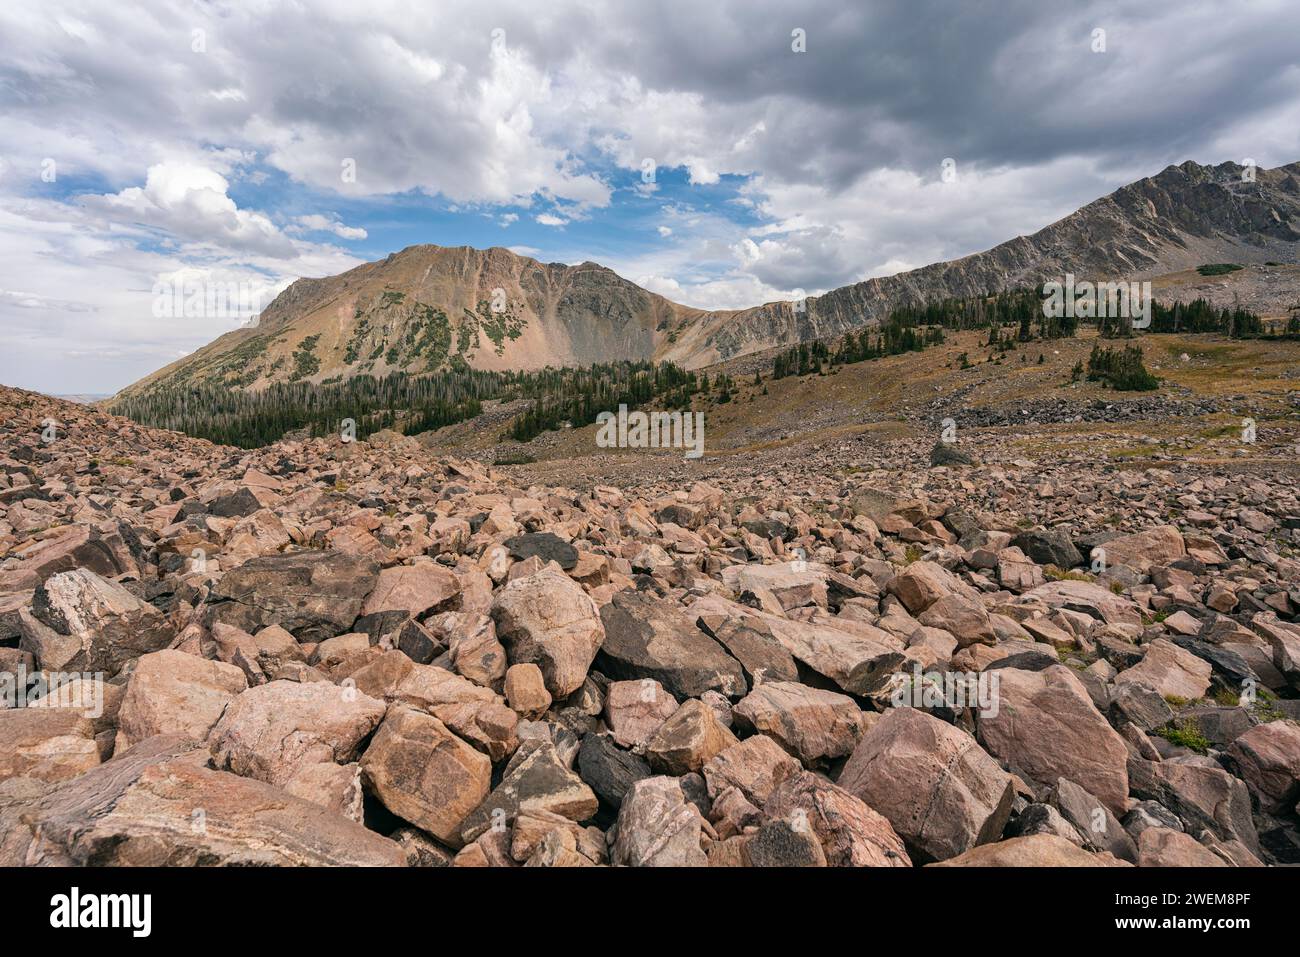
<box><xmin>0</xmin><ymin>708</ymin><xmax>100</xmax><ymax>784</ymax></box>
<box><xmin>732</xmin><ymin>681</ymin><xmax>866</xmax><ymax>764</ymax></box>
<box><xmin>0</xmin><ymin>736</ymin><xmax>404</xmax><ymax>866</ymax></box>
<box><xmin>491</xmin><ymin>566</ymin><xmax>604</xmax><ymax>698</ymax></box>
<box><xmin>838</xmin><ymin>708</ymin><xmax>1014</xmax><ymax>863</ymax></box>
<box><xmin>611</xmin><ymin>776</ymin><xmax>708</xmax><ymax>867</ymax></box>
<box><xmin>763</xmin><ymin>770</ymin><xmax>911</xmax><ymax>867</ymax></box>
<box><xmin>1115</xmin><ymin>639</ymin><xmax>1213</xmax><ymax>701</ymax></box>
<box><xmin>208</xmin><ymin>679</ymin><xmax>387</xmax><ymax>785</ymax></box>
<box><xmin>206</xmin><ymin>551</ymin><xmax>380</xmax><ymax>642</ymax></box>
<box><xmin>976</xmin><ymin>666</ymin><xmax>1130</xmax><ymax>816</ymax></box>
<box><xmin>360</xmin><ymin>707</ymin><xmax>491</xmax><ymax>847</ymax></box>
<box><xmin>21</xmin><ymin>569</ymin><xmax>174</xmax><ymax>676</ymax></box>
<box><xmin>116</xmin><ymin>649</ymin><xmax>248</xmax><ymax>750</ymax></box>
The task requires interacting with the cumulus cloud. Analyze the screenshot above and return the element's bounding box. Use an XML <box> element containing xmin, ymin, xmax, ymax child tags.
<box><xmin>80</xmin><ymin>162</ymin><xmax>298</xmax><ymax>258</ymax></box>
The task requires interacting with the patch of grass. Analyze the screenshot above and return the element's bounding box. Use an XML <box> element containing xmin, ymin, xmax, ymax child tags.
<box><xmin>1163</xmin><ymin>694</ymin><xmax>1189</xmax><ymax>708</ymax></box>
<box><xmin>1196</xmin><ymin>263</ymin><xmax>1244</xmax><ymax>277</ymax></box>
<box><xmin>493</xmin><ymin>452</ymin><xmax>536</xmax><ymax>466</ymax></box>
<box><xmin>1155</xmin><ymin>716</ymin><xmax>1210</xmax><ymax>754</ymax></box>
<box><xmin>1109</xmin><ymin>580</ymin><xmax>1126</xmax><ymax>594</ymax></box>
<box><xmin>1212</xmin><ymin>687</ymin><xmax>1239</xmax><ymax>707</ymax></box>
<box><xmin>1044</xmin><ymin>565</ymin><xmax>1095</xmax><ymax>582</ymax></box>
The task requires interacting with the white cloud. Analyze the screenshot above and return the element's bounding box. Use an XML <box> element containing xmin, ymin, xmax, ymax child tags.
<box><xmin>536</xmin><ymin>213</ymin><xmax>568</xmax><ymax>227</ymax></box>
<box><xmin>293</xmin><ymin>214</ymin><xmax>368</xmax><ymax>240</ymax></box>
<box><xmin>82</xmin><ymin>161</ymin><xmax>299</xmax><ymax>258</ymax></box>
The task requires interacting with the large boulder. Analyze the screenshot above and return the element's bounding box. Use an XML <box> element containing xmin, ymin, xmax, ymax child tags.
<box><xmin>0</xmin><ymin>736</ymin><xmax>404</xmax><ymax>866</ymax></box>
<box><xmin>460</xmin><ymin>739</ymin><xmax>598</xmax><ymax>845</ymax></box>
<box><xmin>576</xmin><ymin>733</ymin><xmax>651</xmax><ymax>809</ymax></box>
<box><xmin>355</xmin><ymin>564</ymin><xmax>461</xmax><ymax>635</ymax></box>
<box><xmin>838</xmin><ymin>707</ymin><xmax>1014</xmax><ymax>862</ymax></box>
<box><xmin>703</xmin><ymin>735</ymin><xmax>802</xmax><ymax>807</ymax></box>
<box><xmin>1115</xmin><ymin>639</ymin><xmax>1213</xmax><ymax>701</ymax></box>
<box><xmin>1127</xmin><ymin>758</ymin><xmax>1259</xmax><ymax>852</ymax></box>
<box><xmin>1225</xmin><ymin>721</ymin><xmax>1300</xmax><ymax>814</ymax></box>
<box><xmin>20</xmin><ymin>569</ymin><xmax>174</xmax><ymax>675</ymax></box>
<box><xmin>1093</xmin><ymin>525</ymin><xmax>1185</xmax><ymax>573</ymax></box>
<box><xmin>360</xmin><ymin>707</ymin><xmax>491</xmax><ymax>848</ymax></box>
<box><xmin>351</xmin><ymin>651</ymin><xmax>517</xmax><ymax>761</ymax></box>
<box><xmin>976</xmin><ymin>665</ymin><xmax>1130</xmax><ymax>815</ymax></box>
<box><xmin>1015</xmin><ymin>579</ymin><xmax>1143</xmax><ymax>628</ymax></box>
<box><xmin>763</xmin><ymin>770</ymin><xmax>911</xmax><ymax>867</ymax></box>
<box><xmin>1012</xmin><ymin>529</ymin><xmax>1083</xmax><ymax>570</ymax></box>
<box><xmin>491</xmin><ymin>566</ymin><xmax>605</xmax><ymax>698</ymax></box>
<box><xmin>645</xmin><ymin>699</ymin><xmax>738</xmax><ymax>775</ymax></box>
<box><xmin>116</xmin><ymin>649</ymin><xmax>248</xmax><ymax>750</ymax></box>
<box><xmin>610</xmin><ymin>776</ymin><xmax>707</xmax><ymax>867</ymax></box>
<box><xmin>598</xmin><ymin>589</ymin><xmax>745</xmax><ymax>699</ymax></box>
<box><xmin>206</xmin><ymin>551</ymin><xmax>380</xmax><ymax>642</ymax></box>
<box><xmin>690</xmin><ymin>593</ymin><xmax>903</xmax><ymax>696</ymax></box>
<box><xmin>732</xmin><ymin>681</ymin><xmax>865</xmax><ymax>764</ymax></box>
<box><xmin>208</xmin><ymin>680</ymin><xmax>387</xmax><ymax>785</ymax></box>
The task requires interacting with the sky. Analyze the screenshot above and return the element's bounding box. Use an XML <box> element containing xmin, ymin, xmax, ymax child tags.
<box><xmin>1</xmin><ymin>0</ymin><xmax>1298</xmax><ymax>394</ymax></box>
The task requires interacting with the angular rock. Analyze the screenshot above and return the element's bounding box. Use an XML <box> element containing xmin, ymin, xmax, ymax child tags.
<box><xmin>491</xmin><ymin>566</ymin><xmax>605</xmax><ymax>698</ymax></box>
<box><xmin>598</xmin><ymin>589</ymin><xmax>745</xmax><ymax>699</ymax></box>
<box><xmin>116</xmin><ymin>649</ymin><xmax>247</xmax><ymax>750</ymax></box>
<box><xmin>207</xmin><ymin>551</ymin><xmax>380</xmax><ymax>642</ymax></box>
<box><xmin>610</xmin><ymin>776</ymin><xmax>707</xmax><ymax>867</ymax></box>
<box><xmin>839</xmin><ymin>707</ymin><xmax>1014</xmax><ymax>862</ymax></box>
<box><xmin>732</xmin><ymin>681</ymin><xmax>865</xmax><ymax>764</ymax></box>
<box><xmin>1115</xmin><ymin>639</ymin><xmax>1213</xmax><ymax>702</ymax></box>
<box><xmin>21</xmin><ymin>569</ymin><xmax>174</xmax><ymax>675</ymax></box>
<box><xmin>208</xmin><ymin>679</ymin><xmax>386</xmax><ymax>785</ymax></box>
<box><xmin>645</xmin><ymin>699</ymin><xmax>738</xmax><ymax>775</ymax></box>
<box><xmin>0</xmin><ymin>736</ymin><xmax>403</xmax><ymax>866</ymax></box>
<box><xmin>0</xmin><ymin>708</ymin><xmax>100</xmax><ymax>784</ymax></box>
<box><xmin>360</xmin><ymin>707</ymin><xmax>491</xmax><ymax>848</ymax></box>
<box><xmin>1226</xmin><ymin>720</ymin><xmax>1300</xmax><ymax>814</ymax></box>
<box><xmin>763</xmin><ymin>770</ymin><xmax>911</xmax><ymax>867</ymax></box>
<box><xmin>976</xmin><ymin>665</ymin><xmax>1130</xmax><ymax>815</ymax></box>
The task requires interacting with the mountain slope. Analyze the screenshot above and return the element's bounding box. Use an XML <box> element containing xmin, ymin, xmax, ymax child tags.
<box><xmin>117</xmin><ymin>159</ymin><xmax>1300</xmax><ymax>398</ymax></box>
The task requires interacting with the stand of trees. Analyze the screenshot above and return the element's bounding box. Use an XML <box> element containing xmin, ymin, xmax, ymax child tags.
<box><xmin>110</xmin><ymin>361</ymin><xmax>699</xmax><ymax>449</ymax></box>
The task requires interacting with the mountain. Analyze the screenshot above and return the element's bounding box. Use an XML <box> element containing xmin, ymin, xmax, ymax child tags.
<box><xmin>116</xmin><ymin>159</ymin><xmax>1300</xmax><ymax>398</ymax></box>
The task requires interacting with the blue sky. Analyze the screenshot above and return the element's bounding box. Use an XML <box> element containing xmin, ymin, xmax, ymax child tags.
<box><xmin>2</xmin><ymin>0</ymin><xmax>1298</xmax><ymax>393</ymax></box>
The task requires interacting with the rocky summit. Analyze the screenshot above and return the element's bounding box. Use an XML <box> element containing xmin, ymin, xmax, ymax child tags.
<box><xmin>1</xmin><ymin>381</ymin><xmax>1298</xmax><ymax>868</ymax></box>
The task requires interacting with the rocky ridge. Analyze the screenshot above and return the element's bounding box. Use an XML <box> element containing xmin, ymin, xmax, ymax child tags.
<box><xmin>116</xmin><ymin>160</ymin><xmax>1300</xmax><ymax>397</ymax></box>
